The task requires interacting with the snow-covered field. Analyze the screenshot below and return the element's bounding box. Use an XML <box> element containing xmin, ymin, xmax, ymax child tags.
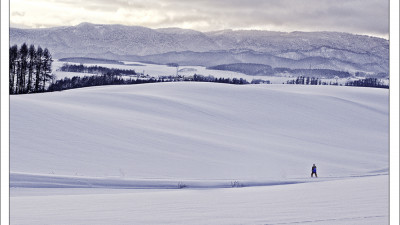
<box><xmin>10</xmin><ymin>82</ymin><xmax>389</xmax><ymax>224</ymax></box>
<box><xmin>11</xmin><ymin>175</ymin><xmax>388</xmax><ymax>225</ymax></box>
<box><xmin>53</xmin><ymin>60</ymin><xmax>277</xmax><ymax>81</ymax></box>
<box><xmin>53</xmin><ymin>60</ymin><xmax>371</xmax><ymax>85</ymax></box>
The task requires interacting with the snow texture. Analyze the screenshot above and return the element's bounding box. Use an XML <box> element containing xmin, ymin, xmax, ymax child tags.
<box><xmin>10</xmin><ymin>82</ymin><xmax>389</xmax><ymax>224</ymax></box>
<box><xmin>11</xmin><ymin>175</ymin><xmax>388</xmax><ymax>225</ymax></box>
<box><xmin>11</xmin><ymin>83</ymin><xmax>388</xmax><ymax>181</ymax></box>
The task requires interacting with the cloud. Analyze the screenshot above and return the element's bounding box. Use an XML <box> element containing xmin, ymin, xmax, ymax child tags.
<box><xmin>10</xmin><ymin>0</ymin><xmax>389</xmax><ymax>37</ymax></box>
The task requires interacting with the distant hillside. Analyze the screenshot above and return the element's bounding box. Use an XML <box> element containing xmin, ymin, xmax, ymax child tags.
<box><xmin>10</xmin><ymin>22</ymin><xmax>389</xmax><ymax>75</ymax></box>
<box><xmin>208</xmin><ymin>63</ymin><xmax>352</xmax><ymax>78</ymax></box>
<box><xmin>58</xmin><ymin>57</ymin><xmax>124</xmax><ymax>65</ymax></box>
<box><xmin>274</xmin><ymin>68</ymin><xmax>351</xmax><ymax>78</ymax></box>
<box><xmin>208</xmin><ymin>63</ymin><xmax>273</xmax><ymax>75</ymax></box>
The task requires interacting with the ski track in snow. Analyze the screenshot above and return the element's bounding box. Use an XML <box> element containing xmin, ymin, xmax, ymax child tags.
<box><xmin>10</xmin><ymin>175</ymin><xmax>389</xmax><ymax>225</ymax></box>
<box><xmin>9</xmin><ymin>172</ymin><xmax>387</xmax><ymax>189</ymax></box>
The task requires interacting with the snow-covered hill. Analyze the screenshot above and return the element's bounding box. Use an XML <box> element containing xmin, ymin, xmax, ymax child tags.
<box><xmin>10</xmin><ymin>82</ymin><xmax>389</xmax><ymax>224</ymax></box>
<box><xmin>10</xmin><ymin>83</ymin><xmax>388</xmax><ymax>182</ymax></box>
<box><xmin>10</xmin><ymin>23</ymin><xmax>389</xmax><ymax>74</ymax></box>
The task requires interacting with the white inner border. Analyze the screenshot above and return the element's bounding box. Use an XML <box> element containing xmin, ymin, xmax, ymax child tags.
<box><xmin>1</xmin><ymin>1</ymin><xmax>399</xmax><ymax>224</ymax></box>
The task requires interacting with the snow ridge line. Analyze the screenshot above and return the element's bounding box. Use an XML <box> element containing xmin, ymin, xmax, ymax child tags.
<box><xmin>10</xmin><ymin>173</ymin><xmax>311</xmax><ymax>189</ymax></box>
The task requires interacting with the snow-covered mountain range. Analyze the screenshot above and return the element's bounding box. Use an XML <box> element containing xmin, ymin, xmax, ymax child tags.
<box><xmin>10</xmin><ymin>22</ymin><xmax>389</xmax><ymax>75</ymax></box>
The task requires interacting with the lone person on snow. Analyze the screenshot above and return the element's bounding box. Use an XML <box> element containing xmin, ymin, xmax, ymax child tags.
<box><xmin>311</xmin><ymin>164</ymin><xmax>317</xmax><ymax>177</ymax></box>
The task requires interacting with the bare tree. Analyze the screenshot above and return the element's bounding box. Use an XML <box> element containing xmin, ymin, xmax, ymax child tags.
<box><xmin>42</xmin><ymin>48</ymin><xmax>53</xmax><ymax>92</ymax></box>
<box><xmin>18</xmin><ymin>43</ymin><xmax>28</xmax><ymax>94</ymax></box>
<box><xmin>9</xmin><ymin>45</ymin><xmax>19</xmax><ymax>94</ymax></box>
<box><xmin>27</xmin><ymin>44</ymin><xmax>36</xmax><ymax>93</ymax></box>
<box><xmin>34</xmin><ymin>46</ymin><xmax>43</xmax><ymax>92</ymax></box>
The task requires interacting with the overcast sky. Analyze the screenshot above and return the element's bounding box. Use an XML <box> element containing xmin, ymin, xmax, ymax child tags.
<box><xmin>10</xmin><ymin>0</ymin><xmax>389</xmax><ymax>38</ymax></box>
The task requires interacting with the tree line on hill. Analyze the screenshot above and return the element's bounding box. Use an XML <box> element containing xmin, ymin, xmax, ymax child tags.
<box><xmin>345</xmin><ymin>78</ymin><xmax>388</xmax><ymax>88</ymax></box>
<box><xmin>48</xmin><ymin>75</ymin><xmax>154</xmax><ymax>91</ymax></box>
<box><xmin>47</xmin><ymin>74</ymin><xmax>251</xmax><ymax>92</ymax></box>
<box><xmin>286</xmin><ymin>76</ymin><xmax>325</xmax><ymax>85</ymax></box>
<box><xmin>60</xmin><ymin>63</ymin><xmax>137</xmax><ymax>76</ymax></box>
<box><xmin>9</xmin><ymin>43</ymin><xmax>53</xmax><ymax>94</ymax></box>
<box><xmin>285</xmin><ymin>76</ymin><xmax>388</xmax><ymax>88</ymax></box>
<box><xmin>46</xmin><ymin>73</ymin><xmax>389</xmax><ymax>92</ymax></box>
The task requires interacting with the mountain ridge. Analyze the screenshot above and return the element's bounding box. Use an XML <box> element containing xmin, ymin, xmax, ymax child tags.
<box><xmin>10</xmin><ymin>22</ymin><xmax>389</xmax><ymax>75</ymax></box>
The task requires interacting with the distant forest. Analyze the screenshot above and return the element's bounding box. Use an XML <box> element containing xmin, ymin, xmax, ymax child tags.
<box><xmin>47</xmin><ymin>74</ymin><xmax>251</xmax><ymax>92</ymax></box>
<box><xmin>9</xmin><ymin>43</ymin><xmax>53</xmax><ymax>94</ymax></box>
<box><xmin>48</xmin><ymin>72</ymin><xmax>388</xmax><ymax>92</ymax></box>
<box><xmin>60</xmin><ymin>63</ymin><xmax>137</xmax><ymax>76</ymax></box>
<box><xmin>208</xmin><ymin>63</ymin><xmax>352</xmax><ymax>78</ymax></box>
<box><xmin>345</xmin><ymin>78</ymin><xmax>388</xmax><ymax>88</ymax></box>
<box><xmin>286</xmin><ymin>76</ymin><xmax>388</xmax><ymax>88</ymax></box>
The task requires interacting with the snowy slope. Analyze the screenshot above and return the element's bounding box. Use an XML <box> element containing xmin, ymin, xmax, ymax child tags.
<box><xmin>10</xmin><ymin>175</ymin><xmax>388</xmax><ymax>225</ymax></box>
<box><xmin>10</xmin><ymin>83</ymin><xmax>388</xmax><ymax>184</ymax></box>
<box><xmin>10</xmin><ymin>83</ymin><xmax>389</xmax><ymax>224</ymax></box>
